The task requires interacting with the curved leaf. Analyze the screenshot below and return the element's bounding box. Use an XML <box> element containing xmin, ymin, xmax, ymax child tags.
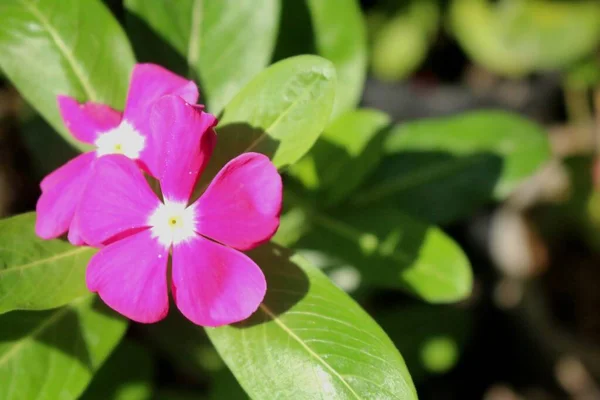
<box><xmin>0</xmin><ymin>213</ymin><xmax>95</xmax><ymax>314</ymax></box>
<box><xmin>0</xmin><ymin>295</ymin><xmax>127</xmax><ymax>400</ymax></box>
<box><xmin>306</xmin><ymin>0</ymin><xmax>367</xmax><ymax>115</ymax></box>
<box><xmin>125</xmin><ymin>0</ymin><xmax>280</xmax><ymax>114</ymax></box>
<box><xmin>210</xmin><ymin>55</ymin><xmax>336</xmax><ymax>173</ymax></box>
<box><xmin>206</xmin><ymin>243</ymin><xmax>417</xmax><ymax>400</ymax></box>
<box><xmin>449</xmin><ymin>0</ymin><xmax>600</xmax><ymax>76</ymax></box>
<box><xmin>0</xmin><ymin>0</ymin><xmax>135</xmax><ymax>150</ymax></box>
<box><xmin>288</xmin><ymin>109</ymin><xmax>391</xmax><ymax>205</ymax></box>
<box><xmin>275</xmin><ymin>201</ymin><xmax>472</xmax><ymax>303</ymax></box>
<box><xmin>354</xmin><ymin>110</ymin><xmax>551</xmax><ymax>224</ymax></box>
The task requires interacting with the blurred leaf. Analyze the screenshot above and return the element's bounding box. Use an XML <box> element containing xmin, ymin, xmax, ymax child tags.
<box><xmin>354</xmin><ymin>111</ymin><xmax>551</xmax><ymax>224</ymax></box>
<box><xmin>288</xmin><ymin>109</ymin><xmax>391</xmax><ymax>205</ymax></box>
<box><xmin>276</xmin><ymin>201</ymin><xmax>472</xmax><ymax>303</ymax></box>
<box><xmin>209</xmin><ymin>55</ymin><xmax>336</xmax><ymax>174</ymax></box>
<box><xmin>0</xmin><ymin>0</ymin><xmax>135</xmax><ymax>150</ymax></box>
<box><xmin>0</xmin><ymin>213</ymin><xmax>95</xmax><ymax>313</ymax></box>
<box><xmin>305</xmin><ymin>0</ymin><xmax>367</xmax><ymax>115</ymax></box>
<box><xmin>206</xmin><ymin>243</ymin><xmax>417</xmax><ymax>400</ymax></box>
<box><xmin>0</xmin><ymin>295</ymin><xmax>128</xmax><ymax>400</ymax></box>
<box><xmin>81</xmin><ymin>340</ymin><xmax>154</xmax><ymax>400</ymax></box>
<box><xmin>371</xmin><ymin>15</ymin><xmax>429</xmax><ymax>82</ymax></box>
<box><xmin>449</xmin><ymin>0</ymin><xmax>600</xmax><ymax>76</ymax></box>
<box><xmin>125</xmin><ymin>0</ymin><xmax>280</xmax><ymax>114</ymax></box>
<box><xmin>375</xmin><ymin>305</ymin><xmax>471</xmax><ymax>382</ymax></box>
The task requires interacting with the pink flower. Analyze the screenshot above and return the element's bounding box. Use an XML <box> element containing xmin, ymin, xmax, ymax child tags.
<box><xmin>76</xmin><ymin>95</ymin><xmax>282</xmax><ymax>326</ymax></box>
<box><xmin>36</xmin><ymin>64</ymin><xmax>199</xmax><ymax>245</ymax></box>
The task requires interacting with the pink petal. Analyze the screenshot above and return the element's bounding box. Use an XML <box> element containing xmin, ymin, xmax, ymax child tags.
<box><xmin>77</xmin><ymin>154</ymin><xmax>160</xmax><ymax>247</ymax></box>
<box><xmin>148</xmin><ymin>95</ymin><xmax>217</xmax><ymax>201</ymax></box>
<box><xmin>87</xmin><ymin>229</ymin><xmax>169</xmax><ymax>323</ymax></box>
<box><xmin>172</xmin><ymin>235</ymin><xmax>266</xmax><ymax>327</ymax></box>
<box><xmin>192</xmin><ymin>153</ymin><xmax>282</xmax><ymax>251</ymax></box>
<box><xmin>57</xmin><ymin>95</ymin><xmax>122</xmax><ymax>144</ymax></box>
<box><xmin>123</xmin><ymin>64</ymin><xmax>199</xmax><ymax>143</ymax></box>
<box><xmin>67</xmin><ymin>212</ymin><xmax>85</xmax><ymax>246</ymax></box>
<box><xmin>35</xmin><ymin>153</ymin><xmax>96</xmax><ymax>240</ymax></box>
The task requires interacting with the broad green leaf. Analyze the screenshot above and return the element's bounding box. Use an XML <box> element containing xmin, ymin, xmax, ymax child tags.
<box><xmin>449</xmin><ymin>0</ymin><xmax>600</xmax><ymax>76</ymax></box>
<box><xmin>305</xmin><ymin>0</ymin><xmax>367</xmax><ymax>115</ymax></box>
<box><xmin>0</xmin><ymin>295</ymin><xmax>128</xmax><ymax>400</ymax></box>
<box><xmin>81</xmin><ymin>340</ymin><xmax>154</xmax><ymax>400</ymax></box>
<box><xmin>211</xmin><ymin>55</ymin><xmax>336</xmax><ymax>172</ymax></box>
<box><xmin>354</xmin><ymin>110</ymin><xmax>551</xmax><ymax>224</ymax></box>
<box><xmin>288</xmin><ymin>109</ymin><xmax>390</xmax><ymax>205</ymax></box>
<box><xmin>275</xmin><ymin>200</ymin><xmax>472</xmax><ymax>303</ymax></box>
<box><xmin>374</xmin><ymin>305</ymin><xmax>471</xmax><ymax>383</ymax></box>
<box><xmin>0</xmin><ymin>0</ymin><xmax>135</xmax><ymax>150</ymax></box>
<box><xmin>125</xmin><ymin>0</ymin><xmax>280</xmax><ymax>114</ymax></box>
<box><xmin>0</xmin><ymin>213</ymin><xmax>96</xmax><ymax>314</ymax></box>
<box><xmin>206</xmin><ymin>243</ymin><xmax>417</xmax><ymax>400</ymax></box>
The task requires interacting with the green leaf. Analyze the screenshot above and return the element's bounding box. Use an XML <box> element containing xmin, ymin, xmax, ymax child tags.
<box><xmin>275</xmin><ymin>201</ymin><xmax>472</xmax><ymax>303</ymax></box>
<box><xmin>354</xmin><ymin>110</ymin><xmax>551</xmax><ymax>224</ymax></box>
<box><xmin>210</xmin><ymin>55</ymin><xmax>336</xmax><ymax>172</ymax></box>
<box><xmin>288</xmin><ymin>109</ymin><xmax>390</xmax><ymax>205</ymax></box>
<box><xmin>0</xmin><ymin>0</ymin><xmax>135</xmax><ymax>150</ymax></box>
<box><xmin>125</xmin><ymin>0</ymin><xmax>280</xmax><ymax>115</ymax></box>
<box><xmin>81</xmin><ymin>340</ymin><xmax>154</xmax><ymax>400</ymax></box>
<box><xmin>305</xmin><ymin>0</ymin><xmax>367</xmax><ymax>115</ymax></box>
<box><xmin>0</xmin><ymin>213</ymin><xmax>96</xmax><ymax>314</ymax></box>
<box><xmin>0</xmin><ymin>295</ymin><xmax>128</xmax><ymax>400</ymax></box>
<box><xmin>206</xmin><ymin>243</ymin><xmax>417</xmax><ymax>400</ymax></box>
<box><xmin>449</xmin><ymin>0</ymin><xmax>600</xmax><ymax>76</ymax></box>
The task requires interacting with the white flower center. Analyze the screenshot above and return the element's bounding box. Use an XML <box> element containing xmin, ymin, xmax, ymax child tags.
<box><xmin>148</xmin><ymin>200</ymin><xmax>197</xmax><ymax>248</ymax></box>
<box><xmin>95</xmin><ymin>120</ymin><xmax>145</xmax><ymax>159</ymax></box>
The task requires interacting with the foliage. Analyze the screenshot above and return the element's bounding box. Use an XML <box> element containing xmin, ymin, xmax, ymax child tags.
<box><xmin>0</xmin><ymin>0</ymin><xmax>560</xmax><ymax>398</ymax></box>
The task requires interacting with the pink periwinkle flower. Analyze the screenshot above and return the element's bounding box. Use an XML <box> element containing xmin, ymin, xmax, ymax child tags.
<box><xmin>36</xmin><ymin>63</ymin><xmax>199</xmax><ymax>245</ymax></box>
<box><xmin>76</xmin><ymin>95</ymin><xmax>282</xmax><ymax>326</ymax></box>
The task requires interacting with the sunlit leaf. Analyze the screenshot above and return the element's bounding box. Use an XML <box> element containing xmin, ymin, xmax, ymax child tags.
<box><xmin>275</xmin><ymin>201</ymin><xmax>472</xmax><ymax>303</ymax></box>
<box><xmin>305</xmin><ymin>0</ymin><xmax>367</xmax><ymax>115</ymax></box>
<box><xmin>0</xmin><ymin>213</ymin><xmax>95</xmax><ymax>314</ymax></box>
<box><xmin>125</xmin><ymin>0</ymin><xmax>280</xmax><ymax>114</ymax></box>
<box><xmin>0</xmin><ymin>0</ymin><xmax>135</xmax><ymax>150</ymax></box>
<box><xmin>206</xmin><ymin>243</ymin><xmax>417</xmax><ymax>400</ymax></box>
<box><xmin>209</xmin><ymin>55</ymin><xmax>336</xmax><ymax>174</ymax></box>
<box><xmin>0</xmin><ymin>295</ymin><xmax>128</xmax><ymax>400</ymax></box>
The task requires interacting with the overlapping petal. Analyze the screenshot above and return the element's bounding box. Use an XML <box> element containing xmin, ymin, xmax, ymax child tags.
<box><xmin>57</xmin><ymin>96</ymin><xmax>122</xmax><ymax>144</ymax></box>
<box><xmin>77</xmin><ymin>155</ymin><xmax>160</xmax><ymax>246</ymax></box>
<box><xmin>35</xmin><ymin>153</ymin><xmax>96</xmax><ymax>241</ymax></box>
<box><xmin>193</xmin><ymin>153</ymin><xmax>282</xmax><ymax>251</ymax></box>
<box><xmin>124</xmin><ymin>64</ymin><xmax>198</xmax><ymax>140</ymax></box>
<box><xmin>172</xmin><ymin>235</ymin><xmax>266</xmax><ymax>327</ymax></box>
<box><xmin>87</xmin><ymin>229</ymin><xmax>169</xmax><ymax>323</ymax></box>
<box><xmin>148</xmin><ymin>95</ymin><xmax>217</xmax><ymax>201</ymax></box>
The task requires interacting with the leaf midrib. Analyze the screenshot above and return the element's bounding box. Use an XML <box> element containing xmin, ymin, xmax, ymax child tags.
<box><xmin>0</xmin><ymin>296</ymin><xmax>87</xmax><ymax>367</ymax></box>
<box><xmin>0</xmin><ymin>247</ymin><xmax>92</xmax><ymax>277</ymax></box>
<box><xmin>18</xmin><ymin>0</ymin><xmax>98</xmax><ymax>101</ymax></box>
<box><xmin>258</xmin><ymin>304</ymin><xmax>363</xmax><ymax>400</ymax></box>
